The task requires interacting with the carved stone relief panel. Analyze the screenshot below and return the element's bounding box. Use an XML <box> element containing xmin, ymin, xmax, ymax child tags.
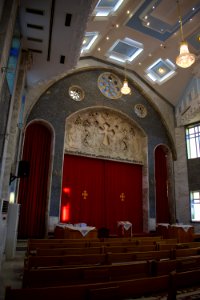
<box><xmin>65</xmin><ymin>108</ymin><xmax>146</xmax><ymax>164</ymax></box>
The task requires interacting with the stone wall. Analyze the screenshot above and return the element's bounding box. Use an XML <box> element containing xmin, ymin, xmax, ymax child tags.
<box><xmin>26</xmin><ymin>68</ymin><xmax>175</xmax><ymax>231</ymax></box>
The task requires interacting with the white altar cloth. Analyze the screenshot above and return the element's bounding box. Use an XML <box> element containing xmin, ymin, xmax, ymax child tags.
<box><xmin>57</xmin><ymin>223</ymin><xmax>96</xmax><ymax>237</ymax></box>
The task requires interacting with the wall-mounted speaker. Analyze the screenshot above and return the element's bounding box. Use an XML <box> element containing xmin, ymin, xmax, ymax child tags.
<box><xmin>17</xmin><ymin>160</ymin><xmax>30</xmax><ymax>178</ymax></box>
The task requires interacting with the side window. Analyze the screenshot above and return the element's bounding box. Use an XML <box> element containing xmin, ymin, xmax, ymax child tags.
<box><xmin>186</xmin><ymin>124</ymin><xmax>200</xmax><ymax>159</ymax></box>
<box><xmin>190</xmin><ymin>191</ymin><xmax>200</xmax><ymax>222</ymax></box>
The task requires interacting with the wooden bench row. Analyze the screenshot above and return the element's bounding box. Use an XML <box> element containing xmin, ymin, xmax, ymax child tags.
<box><xmin>5</xmin><ymin>269</ymin><xmax>200</xmax><ymax>300</ymax></box>
<box><xmin>23</xmin><ymin>260</ymin><xmax>151</xmax><ymax>288</ymax></box>
<box><xmin>28</xmin><ymin>235</ymin><xmax>164</xmax><ymax>244</ymax></box>
<box><xmin>24</xmin><ymin>250</ymin><xmax>171</xmax><ymax>270</ymax></box>
<box><xmin>23</xmin><ymin>255</ymin><xmax>200</xmax><ymax>288</ymax></box>
<box><xmin>26</xmin><ymin>236</ymin><xmax>165</xmax><ymax>254</ymax></box>
<box><xmin>35</xmin><ymin>244</ymin><xmax>157</xmax><ymax>256</ymax></box>
<box><xmin>33</xmin><ymin>241</ymin><xmax>200</xmax><ymax>256</ymax></box>
<box><xmin>24</xmin><ymin>247</ymin><xmax>200</xmax><ymax>270</ymax></box>
<box><xmin>27</xmin><ymin>238</ymin><xmax>200</xmax><ymax>256</ymax></box>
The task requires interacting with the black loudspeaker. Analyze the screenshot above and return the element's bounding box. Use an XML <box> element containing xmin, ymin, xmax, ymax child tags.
<box><xmin>17</xmin><ymin>160</ymin><xmax>30</xmax><ymax>178</ymax></box>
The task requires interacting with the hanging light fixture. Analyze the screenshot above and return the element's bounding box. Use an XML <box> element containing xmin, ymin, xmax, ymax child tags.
<box><xmin>176</xmin><ymin>0</ymin><xmax>195</xmax><ymax>68</ymax></box>
<box><xmin>120</xmin><ymin>61</ymin><xmax>131</xmax><ymax>95</ymax></box>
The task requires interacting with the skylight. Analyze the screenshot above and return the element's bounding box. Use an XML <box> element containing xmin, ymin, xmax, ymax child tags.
<box><xmin>94</xmin><ymin>0</ymin><xmax>124</xmax><ymax>17</ymax></box>
<box><xmin>81</xmin><ymin>32</ymin><xmax>99</xmax><ymax>53</ymax></box>
<box><xmin>145</xmin><ymin>58</ymin><xmax>176</xmax><ymax>85</ymax></box>
<box><xmin>107</xmin><ymin>38</ymin><xmax>144</xmax><ymax>63</ymax></box>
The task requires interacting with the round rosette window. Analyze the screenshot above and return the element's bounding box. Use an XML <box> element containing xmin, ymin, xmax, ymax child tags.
<box><xmin>68</xmin><ymin>85</ymin><xmax>85</xmax><ymax>101</ymax></box>
<box><xmin>98</xmin><ymin>72</ymin><xmax>122</xmax><ymax>99</ymax></box>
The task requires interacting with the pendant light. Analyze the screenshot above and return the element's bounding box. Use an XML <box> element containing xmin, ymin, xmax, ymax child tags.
<box><xmin>121</xmin><ymin>61</ymin><xmax>131</xmax><ymax>95</ymax></box>
<box><xmin>176</xmin><ymin>0</ymin><xmax>195</xmax><ymax>68</ymax></box>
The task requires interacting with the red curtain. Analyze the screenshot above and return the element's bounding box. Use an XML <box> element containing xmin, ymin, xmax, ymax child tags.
<box><xmin>61</xmin><ymin>155</ymin><xmax>105</xmax><ymax>228</ymax></box>
<box><xmin>155</xmin><ymin>146</ymin><xmax>170</xmax><ymax>223</ymax></box>
<box><xmin>61</xmin><ymin>154</ymin><xmax>143</xmax><ymax>234</ymax></box>
<box><xmin>17</xmin><ymin>123</ymin><xmax>51</xmax><ymax>238</ymax></box>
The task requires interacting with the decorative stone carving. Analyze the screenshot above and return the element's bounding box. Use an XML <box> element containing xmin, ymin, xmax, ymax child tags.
<box><xmin>65</xmin><ymin>109</ymin><xmax>145</xmax><ymax>164</ymax></box>
<box><xmin>134</xmin><ymin>104</ymin><xmax>147</xmax><ymax>118</ymax></box>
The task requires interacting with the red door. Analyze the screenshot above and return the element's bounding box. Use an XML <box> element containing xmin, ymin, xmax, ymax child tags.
<box><xmin>61</xmin><ymin>154</ymin><xmax>143</xmax><ymax>234</ymax></box>
<box><xmin>104</xmin><ymin>160</ymin><xmax>143</xmax><ymax>234</ymax></box>
<box><xmin>61</xmin><ymin>155</ymin><xmax>105</xmax><ymax>227</ymax></box>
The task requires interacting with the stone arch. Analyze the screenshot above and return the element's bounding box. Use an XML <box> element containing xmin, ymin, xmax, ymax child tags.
<box><xmin>17</xmin><ymin>119</ymin><xmax>54</xmax><ymax>237</ymax></box>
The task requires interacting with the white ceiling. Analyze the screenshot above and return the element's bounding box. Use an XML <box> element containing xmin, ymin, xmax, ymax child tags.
<box><xmin>19</xmin><ymin>0</ymin><xmax>200</xmax><ymax>107</ymax></box>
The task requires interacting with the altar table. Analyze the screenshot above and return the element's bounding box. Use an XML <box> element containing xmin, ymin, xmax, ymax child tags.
<box><xmin>157</xmin><ymin>223</ymin><xmax>194</xmax><ymax>242</ymax></box>
<box><xmin>117</xmin><ymin>221</ymin><xmax>132</xmax><ymax>237</ymax></box>
<box><xmin>54</xmin><ymin>224</ymin><xmax>98</xmax><ymax>239</ymax></box>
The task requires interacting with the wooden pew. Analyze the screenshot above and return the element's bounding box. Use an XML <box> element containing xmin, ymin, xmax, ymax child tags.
<box><xmin>179</xmin><ymin>241</ymin><xmax>200</xmax><ymax>248</ymax></box>
<box><xmin>133</xmin><ymin>237</ymin><xmax>163</xmax><ymax>245</ymax></box>
<box><xmin>105</xmin><ymin>244</ymin><xmax>157</xmax><ymax>253</ymax></box>
<box><xmin>156</xmin><ymin>243</ymin><xmax>177</xmax><ymax>251</ymax></box>
<box><xmin>176</xmin><ymin>255</ymin><xmax>200</xmax><ymax>272</ymax></box>
<box><xmin>174</xmin><ymin>246</ymin><xmax>200</xmax><ymax>258</ymax></box>
<box><xmin>25</xmin><ymin>248</ymin><xmax>174</xmax><ymax>270</ymax></box>
<box><xmin>156</xmin><ymin>238</ymin><xmax>178</xmax><ymax>244</ymax></box>
<box><xmin>28</xmin><ymin>235</ymin><xmax>163</xmax><ymax>248</ymax></box>
<box><xmin>23</xmin><ymin>255</ymin><xmax>200</xmax><ymax>289</ymax></box>
<box><xmin>36</xmin><ymin>246</ymin><xmax>104</xmax><ymax>256</ymax></box>
<box><xmin>36</xmin><ymin>244</ymin><xmax>157</xmax><ymax>256</ymax></box>
<box><xmin>156</xmin><ymin>241</ymin><xmax>200</xmax><ymax>251</ymax></box>
<box><xmin>27</xmin><ymin>241</ymin><xmax>90</xmax><ymax>255</ymax></box>
<box><xmin>23</xmin><ymin>260</ymin><xmax>151</xmax><ymax>288</ymax></box>
<box><xmin>107</xmin><ymin>250</ymin><xmax>172</xmax><ymax>264</ymax></box>
<box><xmin>168</xmin><ymin>269</ymin><xmax>200</xmax><ymax>300</ymax></box>
<box><xmin>25</xmin><ymin>253</ymin><xmax>108</xmax><ymax>270</ymax></box>
<box><xmin>149</xmin><ymin>255</ymin><xmax>200</xmax><ymax>276</ymax></box>
<box><xmin>5</xmin><ymin>275</ymin><xmax>170</xmax><ymax>300</ymax></box>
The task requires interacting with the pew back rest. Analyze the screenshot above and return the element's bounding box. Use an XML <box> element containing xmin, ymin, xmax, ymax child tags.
<box><xmin>25</xmin><ymin>253</ymin><xmax>107</xmax><ymax>270</ymax></box>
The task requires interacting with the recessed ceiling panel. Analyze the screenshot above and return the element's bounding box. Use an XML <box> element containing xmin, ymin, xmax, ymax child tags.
<box><xmin>145</xmin><ymin>58</ymin><xmax>176</xmax><ymax>84</ymax></box>
<box><xmin>126</xmin><ymin>0</ymin><xmax>200</xmax><ymax>41</ymax></box>
<box><xmin>81</xmin><ymin>32</ymin><xmax>99</xmax><ymax>53</ymax></box>
<box><xmin>93</xmin><ymin>0</ymin><xmax>123</xmax><ymax>16</ymax></box>
<box><xmin>107</xmin><ymin>38</ymin><xmax>143</xmax><ymax>62</ymax></box>
<box><xmin>187</xmin><ymin>31</ymin><xmax>200</xmax><ymax>52</ymax></box>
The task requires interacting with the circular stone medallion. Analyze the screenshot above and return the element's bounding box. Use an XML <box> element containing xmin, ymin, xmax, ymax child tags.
<box><xmin>134</xmin><ymin>104</ymin><xmax>147</xmax><ymax>118</ymax></box>
<box><xmin>68</xmin><ymin>85</ymin><xmax>85</xmax><ymax>101</ymax></box>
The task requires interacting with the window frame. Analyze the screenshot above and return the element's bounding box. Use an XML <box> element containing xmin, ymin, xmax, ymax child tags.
<box><xmin>185</xmin><ymin>122</ymin><xmax>200</xmax><ymax>159</ymax></box>
<box><xmin>190</xmin><ymin>190</ymin><xmax>200</xmax><ymax>222</ymax></box>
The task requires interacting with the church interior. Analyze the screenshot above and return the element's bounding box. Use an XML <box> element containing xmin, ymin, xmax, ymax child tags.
<box><xmin>0</xmin><ymin>0</ymin><xmax>200</xmax><ymax>299</ymax></box>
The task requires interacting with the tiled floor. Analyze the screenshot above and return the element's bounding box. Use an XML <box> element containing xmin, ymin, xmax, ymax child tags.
<box><xmin>0</xmin><ymin>242</ymin><xmax>26</xmax><ymax>300</ymax></box>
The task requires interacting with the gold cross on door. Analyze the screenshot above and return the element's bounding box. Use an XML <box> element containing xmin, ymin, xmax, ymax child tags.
<box><xmin>82</xmin><ymin>190</ymin><xmax>88</xmax><ymax>199</ymax></box>
<box><xmin>120</xmin><ymin>192</ymin><xmax>125</xmax><ymax>202</ymax></box>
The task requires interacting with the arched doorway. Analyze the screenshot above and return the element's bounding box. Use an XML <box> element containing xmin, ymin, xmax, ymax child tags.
<box><xmin>17</xmin><ymin>122</ymin><xmax>52</xmax><ymax>238</ymax></box>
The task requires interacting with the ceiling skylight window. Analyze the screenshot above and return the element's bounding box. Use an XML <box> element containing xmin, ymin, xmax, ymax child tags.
<box><xmin>81</xmin><ymin>32</ymin><xmax>98</xmax><ymax>53</ymax></box>
<box><xmin>94</xmin><ymin>0</ymin><xmax>124</xmax><ymax>17</ymax></box>
<box><xmin>107</xmin><ymin>38</ymin><xmax>143</xmax><ymax>63</ymax></box>
<box><xmin>145</xmin><ymin>58</ymin><xmax>176</xmax><ymax>85</ymax></box>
